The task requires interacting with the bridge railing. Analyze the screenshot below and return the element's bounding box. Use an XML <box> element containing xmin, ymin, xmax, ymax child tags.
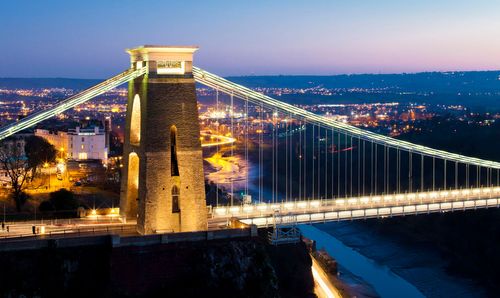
<box><xmin>239</xmin><ymin>196</ymin><xmax>500</xmax><ymax>227</ymax></box>
<box><xmin>0</xmin><ymin>224</ymin><xmax>136</xmax><ymax>241</ymax></box>
<box><xmin>211</xmin><ymin>186</ymin><xmax>500</xmax><ymax>219</ymax></box>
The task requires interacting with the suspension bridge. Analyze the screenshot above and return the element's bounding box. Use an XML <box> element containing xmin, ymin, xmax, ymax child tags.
<box><xmin>0</xmin><ymin>45</ymin><xmax>499</xmax><ymax>237</ymax></box>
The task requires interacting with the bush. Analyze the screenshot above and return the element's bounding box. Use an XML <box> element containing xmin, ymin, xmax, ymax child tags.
<box><xmin>39</xmin><ymin>189</ymin><xmax>79</xmax><ymax>212</ymax></box>
<box><xmin>39</xmin><ymin>200</ymin><xmax>54</xmax><ymax>212</ymax></box>
<box><xmin>11</xmin><ymin>191</ymin><xmax>30</xmax><ymax>211</ymax></box>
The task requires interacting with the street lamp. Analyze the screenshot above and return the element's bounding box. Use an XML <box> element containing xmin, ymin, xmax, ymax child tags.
<box><xmin>44</xmin><ymin>162</ymin><xmax>50</xmax><ymax>189</ymax></box>
<box><xmin>57</xmin><ymin>147</ymin><xmax>67</xmax><ymax>186</ymax></box>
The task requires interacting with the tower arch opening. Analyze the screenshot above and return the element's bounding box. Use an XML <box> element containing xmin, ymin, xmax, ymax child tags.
<box><xmin>125</xmin><ymin>151</ymin><xmax>140</xmax><ymax>217</ymax></box>
<box><xmin>130</xmin><ymin>94</ymin><xmax>141</xmax><ymax>145</ymax></box>
<box><xmin>170</xmin><ymin>125</ymin><xmax>179</xmax><ymax>176</ymax></box>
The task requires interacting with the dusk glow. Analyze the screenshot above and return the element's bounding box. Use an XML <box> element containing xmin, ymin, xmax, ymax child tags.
<box><xmin>2</xmin><ymin>2</ymin><xmax>500</xmax><ymax>297</ymax></box>
<box><xmin>1</xmin><ymin>0</ymin><xmax>500</xmax><ymax>78</ymax></box>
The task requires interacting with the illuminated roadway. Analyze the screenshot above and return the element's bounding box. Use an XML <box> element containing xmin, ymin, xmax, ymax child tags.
<box><xmin>200</xmin><ymin>132</ymin><xmax>236</xmax><ymax>147</ymax></box>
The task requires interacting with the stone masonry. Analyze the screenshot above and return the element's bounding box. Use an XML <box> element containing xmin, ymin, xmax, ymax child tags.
<box><xmin>120</xmin><ymin>46</ymin><xmax>207</xmax><ymax>234</ymax></box>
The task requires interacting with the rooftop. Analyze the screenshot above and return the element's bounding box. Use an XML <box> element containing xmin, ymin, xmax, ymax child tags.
<box><xmin>126</xmin><ymin>45</ymin><xmax>199</xmax><ymax>54</ymax></box>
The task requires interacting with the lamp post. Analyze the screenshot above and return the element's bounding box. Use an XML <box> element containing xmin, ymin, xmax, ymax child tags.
<box><xmin>44</xmin><ymin>162</ymin><xmax>50</xmax><ymax>189</ymax></box>
<box><xmin>58</xmin><ymin>147</ymin><xmax>68</xmax><ymax>187</ymax></box>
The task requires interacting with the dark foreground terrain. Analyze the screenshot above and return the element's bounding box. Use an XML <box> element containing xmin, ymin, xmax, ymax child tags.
<box><xmin>0</xmin><ymin>235</ymin><xmax>314</xmax><ymax>298</ymax></box>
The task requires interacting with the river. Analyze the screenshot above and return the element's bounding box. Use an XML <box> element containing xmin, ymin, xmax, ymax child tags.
<box><xmin>300</xmin><ymin>224</ymin><xmax>425</xmax><ymax>298</ymax></box>
<box><xmin>301</xmin><ymin>222</ymin><xmax>487</xmax><ymax>298</ymax></box>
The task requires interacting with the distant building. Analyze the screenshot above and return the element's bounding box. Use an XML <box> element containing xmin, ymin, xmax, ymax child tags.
<box><xmin>104</xmin><ymin>116</ymin><xmax>112</xmax><ymax>149</ymax></box>
<box><xmin>0</xmin><ymin>135</ymin><xmax>27</xmax><ymax>157</ymax></box>
<box><xmin>35</xmin><ymin>124</ymin><xmax>108</xmax><ymax>163</ymax></box>
<box><xmin>34</xmin><ymin>129</ymin><xmax>68</xmax><ymax>153</ymax></box>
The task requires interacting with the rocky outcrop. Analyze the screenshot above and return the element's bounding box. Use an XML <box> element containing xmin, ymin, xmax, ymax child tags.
<box><xmin>0</xmin><ymin>237</ymin><xmax>315</xmax><ymax>298</ymax></box>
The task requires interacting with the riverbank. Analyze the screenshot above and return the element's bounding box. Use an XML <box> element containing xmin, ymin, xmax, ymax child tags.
<box><xmin>300</xmin><ymin>224</ymin><xmax>424</xmax><ymax>298</ymax></box>
<box><xmin>304</xmin><ymin>236</ymin><xmax>374</xmax><ymax>298</ymax></box>
<box><xmin>314</xmin><ymin>221</ymin><xmax>487</xmax><ymax>297</ymax></box>
<box><xmin>310</xmin><ymin>255</ymin><xmax>343</xmax><ymax>298</ymax></box>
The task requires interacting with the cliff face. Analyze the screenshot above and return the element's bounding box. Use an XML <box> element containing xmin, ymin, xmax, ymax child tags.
<box><xmin>0</xmin><ymin>237</ymin><xmax>315</xmax><ymax>298</ymax></box>
<box><xmin>265</xmin><ymin>242</ymin><xmax>316</xmax><ymax>298</ymax></box>
<box><xmin>110</xmin><ymin>239</ymin><xmax>280</xmax><ymax>297</ymax></box>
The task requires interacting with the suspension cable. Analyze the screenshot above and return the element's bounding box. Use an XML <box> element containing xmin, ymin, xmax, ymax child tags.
<box><xmin>331</xmin><ymin>128</ymin><xmax>335</xmax><ymax>198</ymax></box>
<box><xmin>344</xmin><ymin>133</ymin><xmax>348</xmax><ymax>197</ymax></box>
<box><xmin>421</xmin><ymin>154</ymin><xmax>424</xmax><ymax>192</ymax></box>
<box><xmin>325</xmin><ymin>128</ymin><xmax>328</xmax><ymax>199</ymax></box>
<box><xmin>312</xmin><ymin>125</ymin><xmax>315</xmax><ymax>200</ymax></box>
<box><xmin>230</xmin><ymin>93</ymin><xmax>234</xmax><ymax>206</ymax></box>
<box><xmin>216</xmin><ymin>88</ymin><xmax>219</xmax><ymax>206</ymax></box>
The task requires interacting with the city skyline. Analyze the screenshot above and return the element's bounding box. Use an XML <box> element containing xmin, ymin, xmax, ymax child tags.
<box><xmin>1</xmin><ymin>0</ymin><xmax>500</xmax><ymax>78</ymax></box>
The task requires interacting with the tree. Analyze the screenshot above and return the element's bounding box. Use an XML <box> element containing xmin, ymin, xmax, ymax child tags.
<box><xmin>0</xmin><ymin>137</ymin><xmax>31</xmax><ymax>211</ymax></box>
<box><xmin>24</xmin><ymin>136</ymin><xmax>57</xmax><ymax>181</ymax></box>
<box><xmin>0</xmin><ymin>136</ymin><xmax>56</xmax><ymax>211</ymax></box>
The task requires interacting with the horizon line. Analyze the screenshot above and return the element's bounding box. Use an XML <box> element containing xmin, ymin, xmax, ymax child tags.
<box><xmin>1</xmin><ymin>68</ymin><xmax>500</xmax><ymax>81</ymax></box>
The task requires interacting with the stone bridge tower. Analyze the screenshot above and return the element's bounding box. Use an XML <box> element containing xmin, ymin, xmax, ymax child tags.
<box><xmin>120</xmin><ymin>45</ymin><xmax>207</xmax><ymax>235</ymax></box>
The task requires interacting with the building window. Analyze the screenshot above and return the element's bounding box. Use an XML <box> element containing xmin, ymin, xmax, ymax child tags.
<box><xmin>172</xmin><ymin>185</ymin><xmax>180</xmax><ymax>213</ymax></box>
<box><xmin>170</xmin><ymin>126</ymin><xmax>179</xmax><ymax>177</ymax></box>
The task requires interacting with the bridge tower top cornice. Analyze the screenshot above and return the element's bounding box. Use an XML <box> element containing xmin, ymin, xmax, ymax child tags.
<box><xmin>126</xmin><ymin>45</ymin><xmax>198</xmax><ymax>75</ymax></box>
<box><xmin>126</xmin><ymin>45</ymin><xmax>198</xmax><ymax>62</ymax></box>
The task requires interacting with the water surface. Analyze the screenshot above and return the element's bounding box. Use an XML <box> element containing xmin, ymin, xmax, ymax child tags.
<box><xmin>300</xmin><ymin>224</ymin><xmax>425</xmax><ymax>298</ymax></box>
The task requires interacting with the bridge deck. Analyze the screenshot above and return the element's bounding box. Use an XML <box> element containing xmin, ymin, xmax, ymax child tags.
<box><xmin>1</xmin><ymin>187</ymin><xmax>498</xmax><ymax>240</ymax></box>
<box><xmin>211</xmin><ymin>186</ymin><xmax>500</xmax><ymax>227</ymax></box>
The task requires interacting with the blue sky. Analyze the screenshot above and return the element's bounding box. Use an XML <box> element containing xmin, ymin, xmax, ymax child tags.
<box><xmin>1</xmin><ymin>0</ymin><xmax>499</xmax><ymax>78</ymax></box>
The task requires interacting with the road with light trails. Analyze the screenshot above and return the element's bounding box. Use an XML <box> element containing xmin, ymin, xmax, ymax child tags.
<box><xmin>200</xmin><ymin>132</ymin><xmax>236</xmax><ymax>148</ymax></box>
<box><xmin>0</xmin><ymin>216</ymin><xmax>231</xmax><ymax>240</ymax></box>
<box><xmin>311</xmin><ymin>256</ymin><xmax>342</xmax><ymax>298</ymax></box>
<box><xmin>0</xmin><ymin>217</ymin><xmax>137</xmax><ymax>240</ymax></box>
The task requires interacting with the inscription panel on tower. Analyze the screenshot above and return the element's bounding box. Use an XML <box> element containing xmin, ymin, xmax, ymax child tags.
<box><xmin>157</xmin><ymin>61</ymin><xmax>185</xmax><ymax>75</ymax></box>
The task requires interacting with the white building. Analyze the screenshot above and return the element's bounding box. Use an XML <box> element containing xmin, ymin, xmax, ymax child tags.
<box><xmin>35</xmin><ymin>125</ymin><xmax>108</xmax><ymax>163</ymax></box>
